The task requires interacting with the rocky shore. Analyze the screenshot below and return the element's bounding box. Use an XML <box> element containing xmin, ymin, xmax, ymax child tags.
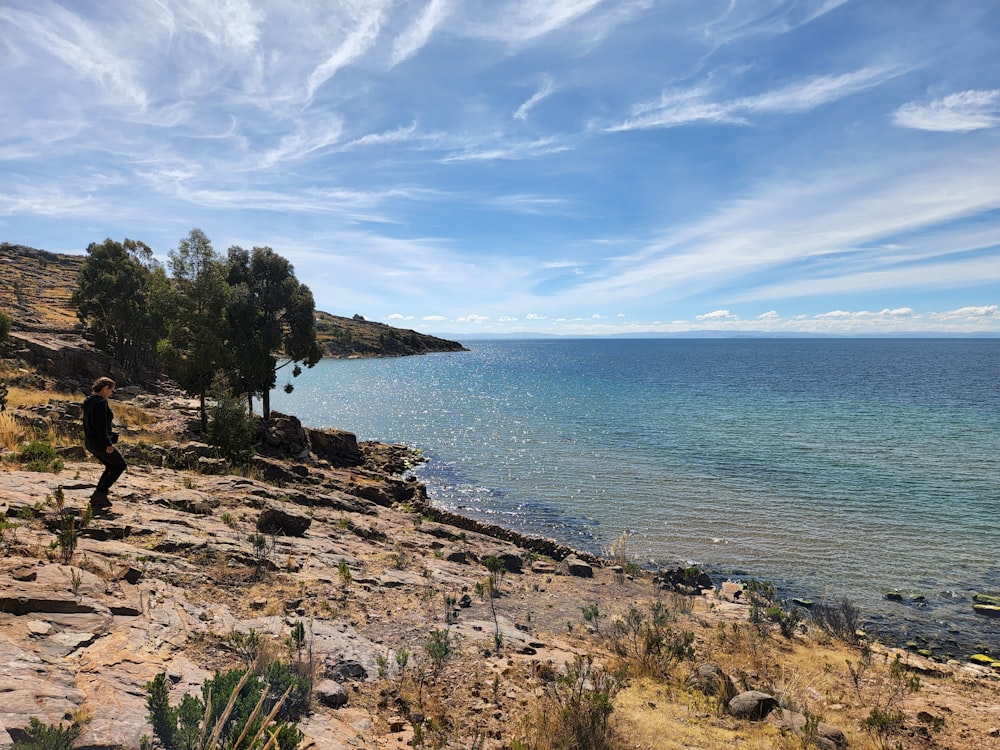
<box><xmin>1</xmin><ymin>389</ymin><xmax>999</xmax><ymax>749</ymax></box>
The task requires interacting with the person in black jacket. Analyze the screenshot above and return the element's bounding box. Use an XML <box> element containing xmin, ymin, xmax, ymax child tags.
<box><xmin>82</xmin><ymin>376</ymin><xmax>127</xmax><ymax>510</ymax></box>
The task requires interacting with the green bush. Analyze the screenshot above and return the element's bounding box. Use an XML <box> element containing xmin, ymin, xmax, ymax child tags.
<box><xmin>12</xmin><ymin>717</ymin><xmax>80</xmax><ymax>750</ymax></box>
<box><xmin>0</xmin><ymin>309</ymin><xmax>11</xmax><ymax>343</ymax></box>
<box><xmin>18</xmin><ymin>440</ymin><xmax>63</xmax><ymax>473</ymax></box>
<box><xmin>146</xmin><ymin>662</ymin><xmax>308</xmax><ymax>750</ymax></box>
<box><xmin>206</xmin><ymin>388</ymin><xmax>257</xmax><ymax>466</ymax></box>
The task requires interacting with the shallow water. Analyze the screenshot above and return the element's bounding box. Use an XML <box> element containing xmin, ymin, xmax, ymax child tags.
<box><xmin>268</xmin><ymin>338</ymin><xmax>1000</xmax><ymax>656</ymax></box>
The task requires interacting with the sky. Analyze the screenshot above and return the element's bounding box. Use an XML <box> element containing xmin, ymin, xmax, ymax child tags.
<box><xmin>1</xmin><ymin>1</ymin><xmax>999</xmax><ymax>337</ymax></box>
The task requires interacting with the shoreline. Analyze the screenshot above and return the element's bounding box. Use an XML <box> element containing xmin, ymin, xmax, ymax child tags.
<box><xmin>380</xmin><ymin>439</ymin><xmax>997</xmax><ymax>664</ymax></box>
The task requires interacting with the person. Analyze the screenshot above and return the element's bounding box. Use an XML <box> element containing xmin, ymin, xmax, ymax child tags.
<box><xmin>82</xmin><ymin>376</ymin><xmax>127</xmax><ymax>511</ymax></box>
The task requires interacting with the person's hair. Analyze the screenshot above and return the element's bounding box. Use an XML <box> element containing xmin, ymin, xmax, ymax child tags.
<box><xmin>92</xmin><ymin>377</ymin><xmax>116</xmax><ymax>393</ymax></box>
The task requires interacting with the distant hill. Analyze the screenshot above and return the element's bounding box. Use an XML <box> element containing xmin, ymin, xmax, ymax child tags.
<box><xmin>0</xmin><ymin>242</ymin><xmax>466</xmax><ymax>357</ymax></box>
<box><xmin>315</xmin><ymin>311</ymin><xmax>466</xmax><ymax>357</ymax></box>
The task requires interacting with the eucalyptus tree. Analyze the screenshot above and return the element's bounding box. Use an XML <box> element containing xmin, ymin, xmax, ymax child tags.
<box><xmin>73</xmin><ymin>238</ymin><xmax>168</xmax><ymax>371</ymax></box>
<box><xmin>225</xmin><ymin>245</ymin><xmax>323</xmax><ymax>418</ymax></box>
<box><xmin>159</xmin><ymin>229</ymin><xmax>231</xmax><ymax>430</ymax></box>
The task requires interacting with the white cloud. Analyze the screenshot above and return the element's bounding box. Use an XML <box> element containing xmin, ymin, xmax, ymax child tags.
<box><xmin>929</xmin><ymin>305</ymin><xmax>999</xmax><ymax>321</ymax></box>
<box><xmin>514</xmin><ymin>76</ymin><xmax>556</xmax><ymax>120</ymax></box>
<box><xmin>306</xmin><ymin>5</ymin><xmax>385</xmax><ymax>101</ymax></box>
<box><xmin>391</xmin><ymin>0</ymin><xmax>453</xmax><ymax>67</ymax></box>
<box><xmin>422</xmin><ymin>315</ymin><xmax>448</xmax><ymax>322</ymax></box>
<box><xmin>457</xmin><ymin>314</ymin><xmax>490</xmax><ymax>324</ymax></box>
<box><xmin>609</xmin><ymin>64</ymin><xmax>907</xmax><ymax>132</ymax></box>
<box><xmin>894</xmin><ymin>89</ymin><xmax>1000</xmax><ymax>132</ymax></box>
<box><xmin>696</xmin><ymin>309</ymin><xmax>738</xmax><ymax>321</ymax></box>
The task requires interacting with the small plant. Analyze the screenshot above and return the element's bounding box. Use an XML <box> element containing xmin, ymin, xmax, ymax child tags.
<box><xmin>338</xmin><ymin>558</ymin><xmax>352</xmax><ymax>584</ymax></box>
<box><xmin>206</xmin><ymin>377</ymin><xmax>257</xmax><ymax>466</ymax></box>
<box><xmin>46</xmin><ymin>487</ymin><xmax>89</xmax><ymax>565</ymax></box>
<box><xmin>444</xmin><ymin>593</ymin><xmax>459</xmax><ymax>625</ymax></box>
<box><xmin>12</xmin><ymin>717</ymin><xmax>81</xmax><ymax>750</ymax></box>
<box><xmin>847</xmin><ymin>650</ymin><xmax>920</xmax><ymax>750</ymax></box>
<box><xmin>221</xmin><ymin>512</ymin><xmax>238</xmax><ymax>529</ymax></box>
<box><xmin>481</xmin><ymin>555</ymin><xmax>507</xmax><ymax>590</ymax></box>
<box><xmin>247</xmin><ymin>532</ymin><xmax>275</xmax><ymax>579</ymax></box>
<box><xmin>225</xmin><ymin>629</ymin><xmax>263</xmax><ymax>667</ymax></box>
<box><xmin>424</xmin><ymin>628</ymin><xmax>452</xmax><ymax>675</ymax></box>
<box><xmin>0</xmin><ymin>517</ymin><xmax>20</xmax><ymax>556</ymax></box>
<box><xmin>581</xmin><ymin>604</ymin><xmax>602</xmax><ymax>635</ymax></box>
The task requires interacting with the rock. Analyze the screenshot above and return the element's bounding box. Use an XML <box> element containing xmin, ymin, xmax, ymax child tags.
<box><xmin>719</xmin><ymin>580</ymin><xmax>745</xmax><ymax>602</ymax></box>
<box><xmin>973</xmin><ymin>593</ymin><xmax>1000</xmax><ymax>606</ymax></box>
<box><xmin>885</xmin><ymin>591</ymin><xmax>904</xmax><ymax>601</ymax></box>
<box><xmin>728</xmin><ymin>691</ymin><xmax>778</xmax><ymax>721</ymax></box>
<box><xmin>555</xmin><ymin>556</ymin><xmax>593</xmax><ymax>578</ymax></box>
<box><xmin>307</xmin><ymin>427</ymin><xmax>363</xmax><ymax>467</ymax></box>
<box><xmin>326</xmin><ymin>659</ymin><xmax>368</xmax><ymax>682</ymax></box>
<box><xmin>685</xmin><ymin>662</ymin><xmax>737</xmax><ymax>701</ymax></box>
<box><xmin>769</xmin><ymin>709</ymin><xmax>847</xmax><ymax>749</ymax></box>
<box><xmin>969</xmin><ymin>654</ymin><xmax>998</xmax><ymax>667</ymax></box>
<box><xmin>314</xmin><ymin>679</ymin><xmax>349</xmax><ymax>708</ymax></box>
<box><xmin>489</xmin><ymin>549</ymin><xmax>523</xmax><ymax>574</ymax></box>
<box><xmin>973</xmin><ymin>604</ymin><xmax>1000</xmax><ymax>618</ymax></box>
<box><xmin>257</xmin><ymin>507</ymin><xmax>312</xmax><ymax>537</ymax></box>
<box><xmin>654</xmin><ymin>566</ymin><xmax>713</xmax><ymax>595</ymax></box>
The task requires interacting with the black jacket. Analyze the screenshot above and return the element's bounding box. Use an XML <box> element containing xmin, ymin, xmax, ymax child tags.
<box><xmin>82</xmin><ymin>394</ymin><xmax>118</xmax><ymax>448</ymax></box>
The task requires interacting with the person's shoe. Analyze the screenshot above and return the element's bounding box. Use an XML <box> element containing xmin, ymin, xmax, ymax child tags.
<box><xmin>89</xmin><ymin>490</ymin><xmax>111</xmax><ymax>510</ymax></box>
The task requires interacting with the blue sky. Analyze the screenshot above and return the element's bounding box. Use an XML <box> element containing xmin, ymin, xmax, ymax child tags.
<box><xmin>2</xmin><ymin>1</ymin><xmax>999</xmax><ymax>336</ymax></box>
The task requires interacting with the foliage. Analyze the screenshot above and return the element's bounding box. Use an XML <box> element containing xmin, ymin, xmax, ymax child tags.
<box><xmin>225</xmin><ymin>245</ymin><xmax>322</xmax><ymax>418</ymax></box>
<box><xmin>17</xmin><ymin>439</ymin><xmax>63</xmax><ymax>473</ymax></box>
<box><xmin>424</xmin><ymin>628</ymin><xmax>452</xmax><ymax>675</ymax></box>
<box><xmin>605</xmin><ymin>601</ymin><xmax>695</xmax><ymax>679</ymax></box>
<box><xmin>847</xmin><ymin>648</ymin><xmax>920</xmax><ymax>750</ymax></box>
<box><xmin>160</xmin><ymin>229</ymin><xmax>231</xmax><ymax>431</ymax></box>
<box><xmin>744</xmin><ymin>578</ymin><xmax>803</xmax><ymax>638</ymax></box>
<box><xmin>145</xmin><ymin>663</ymin><xmax>306</xmax><ymax>750</ymax></box>
<box><xmin>810</xmin><ymin>597</ymin><xmax>862</xmax><ymax>644</ymax></box>
<box><xmin>518</xmin><ymin>654</ymin><xmax>625</xmax><ymax>750</ymax></box>
<box><xmin>206</xmin><ymin>377</ymin><xmax>257</xmax><ymax>466</ymax></box>
<box><xmin>0</xmin><ymin>308</ymin><xmax>11</xmax><ymax>342</ymax></box>
<box><xmin>72</xmin><ymin>238</ymin><xmax>168</xmax><ymax>371</ymax></box>
<box><xmin>46</xmin><ymin>487</ymin><xmax>90</xmax><ymax>564</ymax></box>
<box><xmin>12</xmin><ymin>717</ymin><xmax>81</xmax><ymax>750</ymax></box>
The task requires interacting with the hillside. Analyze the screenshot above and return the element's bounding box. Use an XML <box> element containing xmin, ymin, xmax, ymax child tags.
<box><xmin>0</xmin><ymin>242</ymin><xmax>466</xmax><ymax>358</ymax></box>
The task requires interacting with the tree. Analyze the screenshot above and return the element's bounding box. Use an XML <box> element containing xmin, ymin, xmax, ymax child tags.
<box><xmin>225</xmin><ymin>246</ymin><xmax>323</xmax><ymax>418</ymax></box>
<box><xmin>160</xmin><ymin>229</ymin><xmax>231</xmax><ymax>431</ymax></box>
<box><xmin>72</xmin><ymin>238</ymin><xmax>167</xmax><ymax>371</ymax></box>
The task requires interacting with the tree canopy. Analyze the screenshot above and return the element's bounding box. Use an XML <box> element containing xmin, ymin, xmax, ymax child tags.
<box><xmin>74</xmin><ymin>232</ymin><xmax>321</xmax><ymax>424</ymax></box>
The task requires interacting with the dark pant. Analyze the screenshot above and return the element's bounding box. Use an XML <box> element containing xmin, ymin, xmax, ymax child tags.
<box><xmin>86</xmin><ymin>442</ymin><xmax>127</xmax><ymax>493</ymax></box>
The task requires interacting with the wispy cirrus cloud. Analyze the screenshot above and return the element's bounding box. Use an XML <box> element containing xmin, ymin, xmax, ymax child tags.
<box><xmin>609</xmin><ymin>64</ymin><xmax>908</xmax><ymax>132</ymax></box>
<box><xmin>894</xmin><ymin>89</ymin><xmax>1000</xmax><ymax>132</ymax></box>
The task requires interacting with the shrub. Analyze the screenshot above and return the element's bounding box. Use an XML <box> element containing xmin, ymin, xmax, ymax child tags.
<box><xmin>18</xmin><ymin>440</ymin><xmax>63</xmax><ymax>473</ymax></box>
<box><xmin>12</xmin><ymin>717</ymin><xmax>81</xmax><ymax>750</ymax></box>
<box><xmin>145</xmin><ymin>664</ymin><xmax>306</xmax><ymax>750</ymax></box>
<box><xmin>206</xmin><ymin>384</ymin><xmax>256</xmax><ymax>466</ymax></box>
<box><xmin>606</xmin><ymin>601</ymin><xmax>695</xmax><ymax>679</ymax></box>
<box><xmin>518</xmin><ymin>654</ymin><xmax>626</xmax><ymax>750</ymax></box>
<box><xmin>810</xmin><ymin>597</ymin><xmax>862</xmax><ymax>644</ymax></box>
<box><xmin>0</xmin><ymin>309</ymin><xmax>11</xmax><ymax>342</ymax></box>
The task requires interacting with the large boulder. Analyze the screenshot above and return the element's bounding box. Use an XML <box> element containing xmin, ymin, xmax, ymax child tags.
<box><xmin>555</xmin><ymin>555</ymin><xmax>593</xmax><ymax>578</ymax></box>
<box><xmin>728</xmin><ymin>691</ymin><xmax>778</xmax><ymax>721</ymax></box>
<box><xmin>308</xmin><ymin>427</ymin><xmax>363</xmax><ymax>467</ymax></box>
<box><xmin>770</xmin><ymin>709</ymin><xmax>848</xmax><ymax>749</ymax></box>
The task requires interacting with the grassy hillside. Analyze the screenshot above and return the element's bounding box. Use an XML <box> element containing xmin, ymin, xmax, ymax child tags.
<box><xmin>0</xmin><ymin>242</ymin><xmax>466</xmax><ymax>357</ymax></box>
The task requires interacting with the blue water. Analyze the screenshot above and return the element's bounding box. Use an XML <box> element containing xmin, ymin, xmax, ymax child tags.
<box><xmin>268</xmin><ymin>338</ymin><xmax>1000</xmax><ymax>655</ymax></box>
